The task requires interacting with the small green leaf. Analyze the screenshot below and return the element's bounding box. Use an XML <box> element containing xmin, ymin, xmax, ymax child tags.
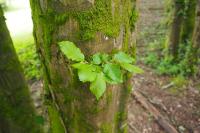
<box><xmin>92</xmin><ymin>53</ymin><xmax>102</xmax><ymax>65</ymax></box>
<box><xmin>103</xmin><ymin>63</ymin><xmax>123</xmax><ymax>84</ymax></box>
<box><xmin>104</xmin><ymin>76</ymin><xmax>119</xmax><ymax>84</ymax></box>
<box><xmin>72</xmin><ymin>63</ymin><xmax>97</xmax><ymax>82</ymax></box>
<box><xmin>121</xmin><ymin>63</ymin><xmax>143</xmax><ymax>74</ymax></box>
<box><xmin>59</xmin><ymin>41</ymin><xmax>85</xmax><ymax>62</ymax></box>
<box><xmin>91</xmin><ymin>53</ymin><xmax>111</xmax><ymax>64</ymax></box>
<box><xmin>90</xmin><ymin>72</ymin><xmax>106</xmax><ymax>100</ymax></box>
<box><xmin>114</xmin><ymin>52</ymin><xmax>135</xmax><ymax>64</ymax></box>
<box><xmin>78</xmin><ymin>69</ymin><xmax>97</xmax><ymax>82</ymax></box>
<box><xmin>101</xmin><ymin>53</ymin><xmax>110</xmax><ymax>63</ymax></box>
<box><xmin>72</xmin><ymin>62</ymin><xmax>93</xmax><ymax>70</ymax></box>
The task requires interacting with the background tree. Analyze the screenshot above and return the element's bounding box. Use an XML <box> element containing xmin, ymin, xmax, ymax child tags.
<box><xmin>167</xmin><ymin>0</ymin><xmax>185</xmax><ymax>59</ymax></box>
<box><xmin>166</xmin><ymin>0</ymin><xmax>197</xmax><ymax>58</ymax></box>
<box><xmin>30</xmin><ymin>0</ymin><xmax>137</xmax><ymax>132</ymax></box>
<box><xmin>0</xmin><ymin>6</ymin><xmax>41</xmax><ymax>133</ymax></box>
<box><xmin>192</xmin><ymin>0</ymin><xmax>200</xmax><ymax>63</ymax></box>
<box><xmin>180</xmin><ymin>0</ymin><xmax>196</xmax><ymax>43</ymax></box>
<box><xmin>184</xmin><ymin>0</ymin><xmax>200</xmax><ymax>74</ymax></box>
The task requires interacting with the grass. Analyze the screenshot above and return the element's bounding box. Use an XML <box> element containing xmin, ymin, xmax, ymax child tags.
<box><xmin>13</xmin><ymin>33</ymin><xmax>41</xmax><ymax>81</ymax></box>
<box><xmin>168</xmin><ymin>76</ymin><xmax>188</xmax><ymax>95</ymax></box>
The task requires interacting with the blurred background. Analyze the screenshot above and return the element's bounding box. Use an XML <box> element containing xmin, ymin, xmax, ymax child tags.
<box><xmin>1</xmin><ymin>0</ymin><xmax>40</xmax><ymax>81</ymax></box>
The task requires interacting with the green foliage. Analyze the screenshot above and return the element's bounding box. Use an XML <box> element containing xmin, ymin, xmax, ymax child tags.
<box><xmin>120</xmin><ymin>63</ymin><xmax>143</xmax><ymax>73</ymax></box>
<box><xmin>59</xmin><ymin>41</ymin><xmax>85</xmax><ymax>62</ymax></box>
<box><xmin>92</xmin><ymin>53</ymin><xmax>102</xmax><ymax>65</ymax></box>
<box><xmin>72</xmin><ymin>63</ymin><xmax>97</xmax><ymax>82</ymax></box>
<box><xmin>144</xmin><ymin>53</ymin><xmax>159</xmax><ymax>68</ymax></box>
<box><xmin>90</xmin><ymin>72</ymin><xmax>106</xmax><ymax>100</ymax></box>
<box><xmin>14</xmin><ymin>35</ymin><xmax>41</xmax><ymax>80</ymax></box>
<box><xmin>143</xmin><ymin>37</ymin><xmax>199</xmax><ymax>76</ymax></box>
<box><xmin>91</xmin><ymin>53</ymin><xmax>111</xmax><ymax>65</ymax></box>
<box><xmin>114</xmin><ymin>51</ymin><xmax>135</xmax><ymax>64</ymax></box>
<box><xmin>156</xmin><ymin>57</ymin><xmax>180</xmax><ymax>75</ymax></box>
<box><xmin>59</xmin><ymin>41</ymin><xmax>142</xmax><ymax>100</ymax></box>
<box><xmin>103</xmin><ymin>63</ymin><xmax>123</xmax><ymax>84</ymax></box>
<box><xmin>144</xmin><ymin>52</ymin><xmax>189</xmax><ymax>76</ymax></box>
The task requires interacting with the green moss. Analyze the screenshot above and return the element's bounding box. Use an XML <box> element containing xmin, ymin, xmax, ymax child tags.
<box><xmin>74</xmin><ymin>0</ymin><xmax>120</xmax><ymax>41</ymax></box>
<box><xmin>55</xmin><ymin>13</ymin><xmax>70</xmax><ymax>25</ymax></box>
<box><xmin>129</xmin><ymin>9</ymin><xmax>138</xmax><ymax>32</ymax></box>
<box><xmin>106</xmin><ymin>91</ymin><xmax>113</xmax><ymax>106</ymax></box>
<box><xmin>100</xmin><ymin>123</ymin><xmax>112</xmax><ymax>133</ymax></box>
<box><xmin>114</xmin><ymin>111</ymin><xmax>128</xmax><ymax>133</ymax></box>
<box><xmin>121</xmin><ymin>0</ymin><xmax>135</xmax><ymax>51</ymax></box>
<box><xmin>30</xmin><ymin>0</ymin><xmax>138</xmax><ymax>61</ymax></box>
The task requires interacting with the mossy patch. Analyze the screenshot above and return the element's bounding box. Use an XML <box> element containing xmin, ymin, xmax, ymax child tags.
<box><xmin>48</xmin><ymin>105</ymin><xmax>65</xmax><ymax>133</ymax></box>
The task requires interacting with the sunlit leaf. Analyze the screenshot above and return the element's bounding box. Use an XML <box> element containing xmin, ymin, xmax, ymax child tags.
<box><xmin>72</xmin><ymin>62</ymin><xmax>97</xmax><ymax>82</ymax></box>
<box><xmin>104</xmin><ymin>76</ymin><xmax>119</xmax><ymax>84</ymax></box>
<box><xmin>114</xmin><ymin>51</ymin><xmax>135</xmax><ymax>64</ymax></box>
<box><xmin>121</xmin><ymin>63</ymin><xmax>143</xmax><ymax>73</ymax></box>
<box><xmin>72</xmin><ymin>62</ymin><xmax>93</xmax><ymax>70</ymax></box>
<box><xmin>78</xmin><ymin>69</ymin><xmax>97</xmax><ymax>82</ymax></box>
<box><xmin>90</xmin><ymin>72</ymin><xmax>106</xmax><ymax>100</ymax></box>
<box><xmin>92</xmin><ymin>53</ymin><xmax>102</xmax><ymax>65</ymax></box>
<box><xmin>103</xmin><ymin>63</ymin><xmax>123</xmax><ymax>83</ymax></box>
<box><xmin>59</xmin><ymin>41</ymin><xmax>85</xmax><ymax>62</ymax></box>
<box><xmin>91</xmin><ymin>53</ymin><xmax>110</xmax><ymax>64</ymax></box>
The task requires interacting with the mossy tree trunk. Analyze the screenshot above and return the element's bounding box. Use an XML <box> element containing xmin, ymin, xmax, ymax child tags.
<box><xmin>180</xmin><ymin>0</ymin><xmax>196</xmax><ymax>43</ymax></box>
<box><xmin>167</xmin><ymin>0</ymin><xmax>184</xmax><ymax>59</ymax></box>
<box><xmin>192</xmin><ymin>0</ymin><xmax>200</xmax><ymax>57</ymax></box>
<box><xmin>30</xmin><ymin>0</ymin><xmax>136</xmax><ymax>132</ymax></box>
<box><xmin>187</xmin><ymin>0</ymin><xmax>200</xmax><ymax>73</ymax></box>
<box><xmin>0</xmin><ymin>6</ymin><xmax>41</xmax><ymax>133</ymax></box>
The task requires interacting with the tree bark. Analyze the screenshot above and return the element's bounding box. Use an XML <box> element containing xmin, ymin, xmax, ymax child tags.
<box><xmin>0</xmin><ymin>6</ymin><xmax>41</xmax><ymax>133</ymax></box>
<box><xmin>189</xmin><ymin>0</ymin><xmax>200</xmax><ymax>72</ymax></box>
<box><xmin>168</xmin><ymin>0</ymin><xmax>184</xmax><ymax>59</ymax></box>
<box><xmin>30</xmin><ymin>0</ymin><xmax>136</xmax><ymax>132</ymax></box>
<box><xmin>181</xmin><ymin>0</ymin><xmax>196</xmax><ymax>43</ymax></box>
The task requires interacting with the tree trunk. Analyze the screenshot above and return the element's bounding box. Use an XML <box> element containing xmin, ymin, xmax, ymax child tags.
<box><xmin>190</xmin><ymin>0</ymin><xmax>200</xmax><ymax>72</ymax></box>
<box><xmin>0</xmin><ymin>6</ymin><xmax>41</xmax><ymax>133</ymax></box>
<box><xmin>183</xmin><ymin>0</ymin><xmax>200</xmax><ymax>75</ymax></box>
<box><xmin>181</xmin><ymin>0</ymin><xmax>196</xmax><ymax>43</ymax></box>
<box><xmin>167</xmin><ymin>0</ymin><xmax>184</xmax><ymax>59</ymax></box>
<box><xmin>30</xmin><ymin>0</ymin><xmax>136</xmax><ymax>132</ymax></box>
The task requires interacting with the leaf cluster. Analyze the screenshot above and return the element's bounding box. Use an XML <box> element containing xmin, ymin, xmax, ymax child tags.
<box><xmin>59</xmin><ymin>41</ymin><xmax>143</xmax><ymax>100</ymax></box>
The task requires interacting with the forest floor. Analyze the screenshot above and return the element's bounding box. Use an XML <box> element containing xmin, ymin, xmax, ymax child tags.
<box><xmin>128</xmin><ymin>0</ymin><xmax>200</xmax><ymax>133</ymax></box>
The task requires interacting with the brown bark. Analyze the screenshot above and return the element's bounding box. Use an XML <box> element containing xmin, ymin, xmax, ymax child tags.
<box><xmin>181</xmin><ymin>0</ymin><xmax>196</xmax><ymax>43</ymax></box>
<box><xmin>191</xmin><ymin>0</ymin><xmax>200</xmax><ymax>67</ymax></box>
<box><xmin>0</xmin><ymin>6</ymin><xmax>41</xmax><ymax>133</ymax></box>
<box><xmin>184</xmin><ymin>0</ymin><xmax>200</xmax><ymax>74</ymax></box>
<box><xmin>30</xmin><ymin>0</ymin><xmax>136</xmax><ymax>132</ymax></box>
<box><xmin>168</xmin><ymin>1</ymin><xmax>184</xmax><ymax>59</ymax></box>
